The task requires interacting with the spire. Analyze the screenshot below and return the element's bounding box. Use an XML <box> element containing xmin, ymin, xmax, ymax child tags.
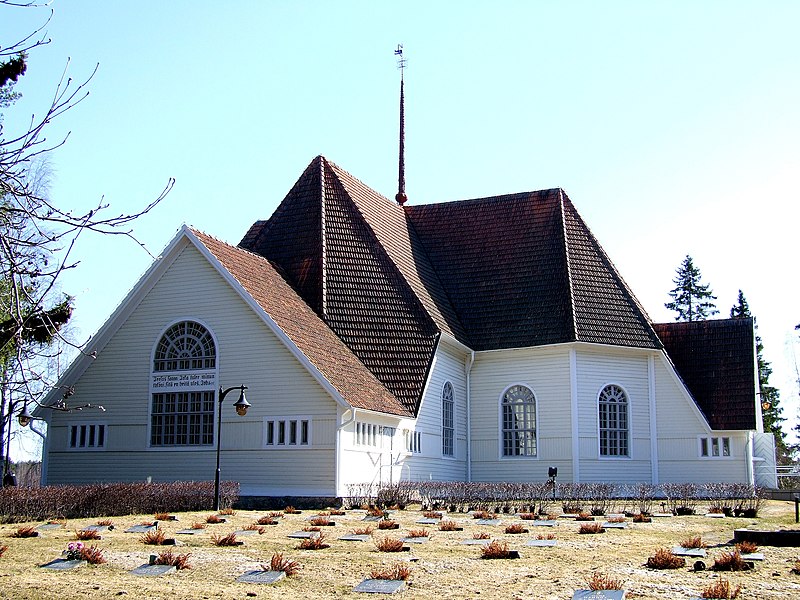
<box><xmin>394</xmin><ymin>44</ymin><xmax>408</xmax><ymax>206</ymax></box>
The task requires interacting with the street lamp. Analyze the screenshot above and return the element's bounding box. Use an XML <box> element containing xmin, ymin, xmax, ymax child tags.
<box><xmin>214</xmin><ymin>384</ymin><xmax>250</xmax><ymax>511</ymax></box>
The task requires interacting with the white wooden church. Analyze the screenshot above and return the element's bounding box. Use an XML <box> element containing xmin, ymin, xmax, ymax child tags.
<box><xmin>37</xmin><ymin>155</ymin><xmax>777</xmax><ymax>498</ymax></box>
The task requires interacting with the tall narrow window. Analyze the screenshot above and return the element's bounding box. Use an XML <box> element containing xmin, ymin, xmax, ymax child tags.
<box><xmin>442</xmin><ymin>382</ymin><xmax>455</xmax><ymax>457</ymax></box>
<box><xmin>502</xmin><ymin>385</ymin><xmax>537</xmax><ymax>457</ymax></box>
<box><xmin>598</xmin><ymin>384</ymin><xmax>629</xmax><ymax>457</ymax></box>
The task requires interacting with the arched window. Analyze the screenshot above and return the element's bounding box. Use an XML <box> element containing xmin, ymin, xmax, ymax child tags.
<box><xmin>598</xmin><ymin>384</ymin><xmax>629</xmax><ymax>457</ymax></box>
<box><xmin>151</xmin><ymin>321</ymin><xmax>217</xmax><ymax>447</ymax></box>
<box><xmin>442</xmin><ymin>382</ymin><xmax>455</xmax><ymax>457</ymax></box>
<box><xmin>501</xmin><ymin>385</ymin><xmax>536</xmax><ymax>457</ymax></box>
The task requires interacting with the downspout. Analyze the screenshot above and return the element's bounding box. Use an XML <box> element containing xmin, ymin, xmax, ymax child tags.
<box><xmin>465</xmin><ymin>350</ymin><xmax>475</xmax><ymax>482</ymax></box>
<box><xmin>336</xmin><ymin>407</ymin><xmax>357</xmax><ymax>498</ymax></box>
<box><xmin>745</xmin><ymin>431</ymin><xmax>754</xmax><ymax>487</ymax></box>
<box><xmin>31</xmin><ymin>418</ymin><xmax>48</xmax><ymax>485</ymax></box>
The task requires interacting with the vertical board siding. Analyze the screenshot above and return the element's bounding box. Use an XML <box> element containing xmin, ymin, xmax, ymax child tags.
<box><xmin>45</xmin><ymin>245</ymin><xmax>338</xmax><ymax>496</ymax></box>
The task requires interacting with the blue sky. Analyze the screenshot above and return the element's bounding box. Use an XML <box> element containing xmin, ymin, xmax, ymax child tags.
<box><xmin>3</xmin><ymin>1</ymin><xmax>799</xmax><ymax>458</ymax></box>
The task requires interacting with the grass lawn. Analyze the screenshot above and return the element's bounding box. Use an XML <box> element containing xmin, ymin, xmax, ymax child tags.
<box><xmin>1</xmin><ymin>501</ymin><xmax>800</xmax><ymax>599</ymax></box>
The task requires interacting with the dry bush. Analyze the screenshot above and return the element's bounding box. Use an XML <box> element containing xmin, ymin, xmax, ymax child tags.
<box><xmin>302</xmin><ymin>526</ymin><xmax>321</xmax><ymax>532</ymax></box>
<box><xmin>536</xmin><ymin>533</ymin><xmax>556</xmax><ymax>540</ymax></box>
<box><xmin>586</xmin><ymin>572</ymin><xmax>623</xmax><ymax>591</ymax></box>
<box><xmin>153</xmin><ymin>513</ymin><xmax>170</xmax><ymax>521</ymax></box>
<box><xmin>579</xmin><ymin>522</ymin><xmax>605</xmax><ymax>534</ymax></box>
<box><xmin>284</xmin><ymin>506</ymin><xmax>300</xmax><ymax>514</ymax></box>
<box><xmin>269</xmin><ymin>512</ymin><xmax>284</xmax><ymax>518</ymax></box>
<box><xmin>139</xmin><ymin>521</ymin><xmax>156</xmax><ymax>527</ymax></box>
<box><xmin>712</xmin><ymin>550</ymin><xmax>750</xmax><ymax>572</ymax></box>
<box><xmin>298</xmin><ymin>534</ymin><xmax>329</xmax><ymax>550</ymax></box>
<box><xmin>438</xmin><ymin>520</ymin><xmax>460</xmax><ymax>531</ymax></box>
<box><xmin>646</xmin><ymin>548</ymin><xmax>686</xmax><ymax>569</ymax></box>
<box><xmin>190</xmin><ymin>522</ymin><xmax>206</xmax><ymax>530</ymax></box>
<box><xmin>681</xmin><ymin>536</ymin><xmax>706</xmax><ymax>549</ymax></box>
<box><xmin>265</xmin><ymin>552</ymin><xmax>300</xmax><ymax>575</ymax></box>
<box><xmin>316</xmin><ymin>511</ymin><xmax>331</xmax><ymax>517</ymax></box>
<box><xmin>329</xmin><ymin>509</ymin><xmax>346</xmax><ymax>516</ymax></box>
<box><xmin>519</xmin><ymin>513</ymin><xmax>536</xmax><ymax>520</ymax></box>
<box><xmin>576</xmin><ymin>512</ymin><xmax>594</xmax><ymax>521</ymax></box>
<box><xmin>351</xmin><ymin>526</ymin><xmax>374</xmax><ymax>535</ymax></box>
<box><xmin>79</xmin><ymin>545</ymin><xmax>107</xmax><ymax>565</ymax></box>
<box><xmin>0</xmin><ymin>544</ymin><xmax>8</xmax><ymax>558</ymax></box>
<box><xmin>702</xmin><ymin>579</ymin><xmax>741</xmax><ymax>599</ymax></box>
<box><xmin>375</xmin><ymin>537</ymin><xmax>405</xmax><ymax>552</ymax></box>
<box><xmin>218</xmin><ymin>508</ymin><xmax>235</xmax><ymax>516</ymax></box>
<box><xmin>481</xmin><ymin>540</ymin><xmax>512</xmax><ymax>559</ymax></box>
<box><xmin>211</xmin><ymin>533</ymin><xmax>239</xmax><ymax>547</ymax></box>
<box><xmin>10</xmin><ymin>526</ymin><xmax>38</xmax><ymax>538</ymax></box>
<box><xmin>633</xmin><ymin>513</ymin><xmax>652</xmax><ymax>523</ymax></box>
<box><xmin>792</xmin><ymin>559</ymin><xmax>800</xmax><ymax>575</ymax></box>
<box><xmin>309</xmin><ymin>516</ymin><xmax>333</xmax><ymax>526</ymax></box>
<box><xmin>243</xmin><ymin>524</ymin><xmax>265</xmax><ymax>534</ymax></box>
<box><xmin>140</xmin><ymin>529</ymin><xmax>166</xmax><ymax>545</ymax></box>
<box><xmin>406</xmin><ymin>529</ymin><xmax>429</xmax><ymax>538</ymax></box>
<box><xmin>607</xmin><ymin>516</ymin><xmax>626</xmax><ymax>523</ymax></box>
<box><xmin>74</xmin><ymin>528</ymin><xmax>101</xmax><ymax>541</ymax></box>
<box><xmin>370</xmin><ymin>563</ymin><xmax>412</xmax><ymax>581</ymax></box>
<box><xmin>504</xmin><ymin>523</ymin><xmax>528</xmax><ymax>534</ymax></box>
<box><xmin>473</xmin><ymin>532</ymin><xmax>491</xmax><ymax>540</ymax></box>
<box><xmin>205</xmin><ymin>514</ymin><xmax>224</xmax><ymax>524</ymax></box>
<box><xmin>377</xmin><ymin>519</ymin><xmax>398</xmax><ymax>530</ymax></box>
<box><xmin>367</xmin><ymin>507</ymin><xmax>387</xmax><ymax>517</ymax></box>
<box><xmin>472</xmin><ymin>510</ymin><xmax>495</xmax><ymax>520</ymax></box>
<box><xmin>257</xmin><ymin>516</ymin><xmax>277</xmax><ymax>525</ymax></box>
<box><xmin>154</xmin><ymin>550</ymin><xmax>191</xmax><ymax>570</ymax></box>
<box><xmin>735</xmin><ymin>541</ymin><xmax>758</xmax><ymax>554</ymax></box>
<box><xmin>95</xmin><ymin>519</ymin><xmax>113</xmax><ymax>526</ymax></box>
<box><xmin>423</xmin><ymin>511</ymin><xmax>442</xmax><ymax>519</ymax></box>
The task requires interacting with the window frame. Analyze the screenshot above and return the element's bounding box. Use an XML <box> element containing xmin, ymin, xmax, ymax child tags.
<box><xmin>597</xmin><ymin>383</ymin><xmax>631</xmax><ymax>459</ymax></box>
<box><xmin>264</xmin><ymin>416</ymin><xmax>313</xmax><ymax>449</ymax></box>
<box><xmin>499</xmin><ymin>384</ymin><xmax>538</xmax><ymax>459</ymax></box>
<box><xmin>441</xmin><ymin>381</ymin><xmax>455</xmax><ymax>458</ymax></box>
<box><xmin>67</xmin><ymin>422</ymin><xmax>108</xmax><ymax>451</ymax></box>
<box><xmin>698</xmin><ymin>435</ymin><xmax>732</xmax><ymax>459</ymax></box>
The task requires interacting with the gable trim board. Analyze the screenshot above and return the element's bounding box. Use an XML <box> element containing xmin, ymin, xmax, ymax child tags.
<box><xmin>40</xmin><ymin>156</ymin><xmax>769</xmax><ymax>492</ymax></box>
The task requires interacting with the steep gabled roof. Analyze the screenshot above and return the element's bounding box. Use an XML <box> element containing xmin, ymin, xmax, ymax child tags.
<box><xmin>653</xmin><ymin>318</ymin><xmax>757</xmax><ymax>430</ymax></box>
<box><xmin>191</xmin><ymin>229</ymin><xmax>410</xmax><ymax>417</ymax></box>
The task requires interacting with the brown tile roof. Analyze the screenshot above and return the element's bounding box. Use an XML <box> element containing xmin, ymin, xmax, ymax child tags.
<box><xmin>190</xmin><ymin>228</ymin><xmax>410</xmax><ymax>417</ymax></box>
<box><xmin>653</xmin><ymin>318</ymin><xmax>757</xmax><ymax>430</ymax></box>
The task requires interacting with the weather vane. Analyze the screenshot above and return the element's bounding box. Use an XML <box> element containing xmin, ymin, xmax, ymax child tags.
<box><xmin>395</xmin><ymin>44</ymin><xmax>408</xmax><ymax>205</ymax></box>
<box><xmin>395</xmin><ymin>44</ymin><xmax>406</xmax><ymax>77</ymax></box>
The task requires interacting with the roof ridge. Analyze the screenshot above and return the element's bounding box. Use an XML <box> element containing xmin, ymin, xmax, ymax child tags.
<box><xmin>558</xmin><ymin>190</ymin><xmax>579</xmax><ymax>342</ymax></box>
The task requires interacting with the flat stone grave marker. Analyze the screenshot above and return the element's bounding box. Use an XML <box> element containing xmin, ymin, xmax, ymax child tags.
<box><xmin>561</xmin><ymin>514</ymin><xmax>579</xmax><ymax>519</ymax></box>
<box><xmin>288</xmin><ymin>531</ymin><xmax>320</xmax><ymax>538</ymax></box>
<box><xmin>237</xmin><ymin>570</ymin><xmax>286</xmax><ymax>584</ymax></box>
<box><xmin>671</xmin><ymin>546</ymin><xmax>706</xmax><ymax>558</ymax></box>
<box><xmin>353</xmin><ymin>579</ymin><xmax>406</xmax><ymax>594</ymax></box>
<box><xmin>362</xmin><ymin>516</ymin><xmax>384</xmax><ymax>522</ymax></box>
<box><xmin>705</xmin><ymin>513</ymin><xmax>725</xmax><ymax>519</ymax></box>
<box><xmin>401</xmin><ymin>536</ymin><xmax>428</xmax><ymax>544</ymax></box>
<box><xmin>339</xmin><ymin>534</ymin><xmax>371</xmax><ymax>542</ymax></box>
<box><xmin>416</xmin><ymin>518</ymin><xmax>440</xmax><ymax>525</ymax></box>
<box><xmin>602</xmin><ymin>522</ymin><xmax>627</xmax><ymax>529</ymax></box>
<box><xmin>234</xmin><ymin>529</ymin><xmax>260</xmax><ymax>536</ymax></box>
<box><xmin>740</xmin><ymin>552</ymin><xmax>765</xmax><ymax>561</ymax></box>
<box><xmin>572</xmin><ymin>590</ymin><xmax>626</xmax><ymax>600</ymax></box>
<box><xmin>652</xmin><ymin>513</ymin><xmax>673</xmax><ymax>518</ymax></box>
<box><xmin>36</xmin><ymin>523</ymin><xmax>63</xmax><ymax>531</ymax></box>
<box><xmin>531</xmin><ymin>520</ymin><xmax>558</xmax><ymax>527</ymax></box>
<box><xmin>126</xmin><ymin>524</ymin><xmax>158</xmax><ymax>533</ymax></box>
<box><xmin>460</xmin><ymin>538</ymin><xmax>491</xmax><ymax>545</ymax></box>
<box><xmin>83</xmin><ymin>525</ymin><xmax>111</xmax><ymax>532</ymax></box>
<box><xmin>526</xmin><ymin>539</ymin><xmax>557</xmax><ymax>547</ymax></box>
<box><xmin>475</xmin><ymin>519</ymin><xmax>501</xmax><ymax>526</ymax></box>
<box><xmin>606</xmin><ymin>514</ymin><xmax>626</xmax><ymax>519</ymax></box>
<box><xmin>176</xmin><ymin>529</ymin><xmax>205</xmax><ymax>535</ymax></box>
<box><xmin>41</xmin><ymin>558</ymin><xmax>86</xmax><ymax>570</ymax></box>
<box><xmin>130</xmin><ymin>564</ymin><xmax>176</xmax><ymax>577</ymax></box>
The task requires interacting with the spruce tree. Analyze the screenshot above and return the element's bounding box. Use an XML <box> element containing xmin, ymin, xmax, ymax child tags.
<box><xmin>665</xmin><ymin>255</ymin><xmax>718</xmax><ymax>321</ymax></box>
<box><xmin>730</xmin><ymin>290</ymin><xmax>789</xmax><ymax>462</ymax></box>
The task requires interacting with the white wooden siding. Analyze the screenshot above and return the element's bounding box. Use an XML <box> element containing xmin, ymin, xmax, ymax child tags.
<box><xmin>45</xmin><ymin>244</ymin><xmax>339</xmax><ymax>496</ymax></box>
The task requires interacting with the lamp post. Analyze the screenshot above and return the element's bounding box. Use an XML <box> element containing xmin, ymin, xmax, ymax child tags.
<box><xmin>214</xmin><ymin>385</ymin><xmax>250</xmax><ymax>511</ymax></box>
<box><xmin>548</xmin><ymin>466</ymin><xmax>558</xmax><ymax>501</ymax></box>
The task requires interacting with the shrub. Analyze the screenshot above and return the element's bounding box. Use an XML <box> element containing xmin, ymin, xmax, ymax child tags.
<box><xmin>269</xmin><ymin>512</ymin><xmax>284</xmax><ymax>518</ymax></box>
<box><xmin>211</xmin><ymin>533</ymin><xmax>239</xmax><ymax>547</ymax></box>
<box><xmin>370</xmin><ymin>563</ymin><xmax>412</xmax><ymax>581</ymax></box>
<box><xmin>681</xmin><ymin>536</ymin><xmax>706</xmax><ymax>549</ymax></box>
<box><xmin>266</xmin><ymin>553</ymin><xmax>300</xmax><ymax>575</ymax></box>
<box><xmin>351</xmin><ymin>526</ymin><xmax>374</xmax><ymax>535</ymax></box>
<box><xmin>607</xmin><ymin>516</ymin><xmax>626</xmax><ymax>523</ymax></box>
<box><xmin>481</xmin><ymin>540</ymin><xmax>512</xmax><ymax>559</ymax></box>
<box><xmin>473</xmin><ymin>532</ymin><xmax>491</xmax><ymax>540</ymax></box>
<box><xmin>309</xmin><ymin>516</ymin><xmax>333</xmax><ymax>526</ymax></box>
<box><xmin>472</xmin><ymin>510</ymin><xmax>495</xmax><ymax>520</ymax></box>
<box><xmin>190</xmin><ymin>522</ymin><xmax>206</xmax><ymax>530</ymax></box>
<box><xmin>75</xmin><ymin>528</ymin><xmax>101</xmax><ymax>540</ymax></box>
<box><xmin>329</xmin><ymin>509</ymin><xmax>346</xmax><ymax>516</ymax></box>
<box><xmin>96</xmin><ymin>519</ymin><xmax>113</xmax><ymax>527</ymax></box>
<box><xmin>579</xmin><ymin>522</ymin><xmax>605</xmax><ymax>534</ymax></box>
<box><xmin>0</xmin><ymin>544</ymin><xmax>7</xmax><ymax>558</ymax></box>
<box><xmin>153</xmin><ymin>513</ymin><xmax>171</xmax><ymax>521</ymax></box>
<box><xmin>586</xmin><ymin>572</ymin><xmax>623</xmax><ymax>591</ymax></box>
<box><xmin>140</xmin><ymin>521</ymin><xmax>156</xmax><ymax>527</ymax></box>
<box><xmin>141</xmin><ymin>530</ymin><xmax>166</xmax><ymax>545</ymax></box>
<box><xmin>702</xmin><ymin>579</ymin><xmax>741</xmax><ymax>599</ymax></box>
<box><xmin>423</xmin><ymin>511</ymin><xmax>442</xmax><ymax>519</ymax></box>
<box><xmin>646</xmin><ymin>548</ymin><xmax>686</xmax><ymax>569</ymax></box>
<box><xmin>205</xmin><ymin>514</ymin><xmax>224</xmax><ymax>524</ymax></box>
<box><xmin>257</xmin><ymin>516</ymin><xmax>277</xmax><ymax>525</ymax></box>
<box><xmin>438</xmin><ymin>520</ymin><xmax>460</xmax><ymax>531</ymax></box>
<box><xmin>576</xmin><ymin>512</ymin><xmax>594</xmax><ymax>521</ymax></box>
<box><xmin>79</xmin><ymin>544</ymin><xmax>107</xmax><ymax>565</ymax></box>
<box><xmin>406</xmin><ymin>529</ymin><xmax>429</xmax><ymax>538</ymax></box>
<box><xmin>536</xmin><ymin>533</ymin><xmax>556</xmax><ymax>540</ymax></box>
<box><xmin>243</xmin><ymin>524</ymin><xmax>266</xmax><ymax>534</ymax></box>
<box><xmin>298</xmin><ymin>533</ymin><xmax>329</xmax><ymax>550</ymax></box>
<box><xmin>218</xmin><ymin>507</ymin><xmax>235</xmax><ymax>516</ymax></box>
<box><xmin>735</xmin><ymin>541</ymin><xmax>758</xmax><ymax>554</ymax></box>
<box><xmin>377</xmin><ymin>519</ymin><xmax>398</xmax><ymax>530</ymax></box>
<box><xmin>302</xmin><ymin>526</ymin><xmax>321</xmax><ymax>532</ymax></box>
<box><xmin>504</xmin><ymin>523</ymin><xmax>528</xmax><ymax>534</ymax></box>
<box><xmin>375</xmin><ymin>537</ymin><xmax>405</xmax><ymax>552</ymax></box>
<box><xmin>10</xmin><ymin>526</ymin><xmax>38</xmax><ymax>538</ymax></box>
<box><xmin>284</xmin><ymin>506</ymin><xmax>300</xmax><ymax>514</ymax></box>
<box><xmin>519</xmin><ymin>513</ymin><xmax>535</xmax><ymax>520</ymax></box>
<box><xmin>712</xmin><ymin>550</ymin><xmax>750</xmax><ymax>571</ymax></box>
<box><xmin>633</xmin><ymin>513</ymin><xmax>652</xmax><ymax>523</ymax></box>
<box><xmin>154</xmin><ymin>550</ymin><xmax>191</xmax><ymax>570</ymax></box>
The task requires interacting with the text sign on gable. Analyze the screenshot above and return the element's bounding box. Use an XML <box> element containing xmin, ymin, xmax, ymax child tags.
<box><xmin>151</xmin><ymin>371</ymin><xmax>216</xmax><ymax>392</ymax></box>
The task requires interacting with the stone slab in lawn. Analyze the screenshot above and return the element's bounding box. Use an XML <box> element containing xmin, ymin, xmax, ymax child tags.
<box><xmin>354</xmin><ymin>579</ymin><xmax>406</xmax><ymax>594</ymax></box>
<box><xmin>36</xmin><ymin>523</ymin><xmax>63</xmax><ymax>531</ymax></box>
<box><xmin>740</xmin><ymin>552</ymin><xmax>765</xmax><ymax>561</ymax></box>
<box><xmin>362</xmin><ymin>516</ymin><xmax>383</xmax><ymax>522</ymax></box>
<box><xmin>475</xmin><ymin>519</ymin><xmax>501</xmax><ymax>526</ymax></box>
<box><xmin>234</xmin><ymin>529</ymin><xmax>259</xmax><ymax>536</ymax></box>
<box><xmin>41</xmin><ymin>559</ymin><xmax>86</xmax><ymax>570</ymax></box>
<box><xmin>461</xmin><ymin>539</ymin><xmax>491</xmax><ymax>545</ymax></box>
<box><xmin>531</xmin><ymin>520</ymin><xmax>558</xmax><ymax>527</ymax></box>
<box><xmin>416</xmin><ymin>518</ymin><xmax>440</xmax><ymax>525</ymax></box>
<box><xmin>237</xmin><ymin>570</ymin><xmax>286</xmax><ymax>584</ymax></box>
<box><xmin>177</xmin><ymin>529</ymin><xmax>205</xmax><ymax>535</ymax></box>
<box><xmin>572</xmin><ymin>590</ymin><xmax>626</xmax><ymax>600</ymax></box>
<box><xmin>705</xmin><ymin>513</ymin><xmax>725</xmax><ymax>519</ymax></box>
<box><xmin>402</xmin><ymin>537</ymin><xmax>429</xmax><ymax>544</ymax></box>
<box><xmin>126</xmin><ymin>524</ymin><xmax>158</xmax><ymax>533</ymax></box>
<box><xmin>606</xmin><ymin>514</ymin><xmax>626</xmax><ymax>519</ymax></box>
<box><xmin>602</xmin><ymin>522</ymin><xmax>628</xmax><ymax>529</ymax></box>
<box><xmin>339</xmin><ymin>534</ymin><xmax>371</xmax><ymax>542</ymax></box>
<box><xmin>672</xmin><ymin>546</ymin><xmax>706</xmax><ymax>557</ymax></box>
<box><xmin>83</xmin><ymin>525</ymin><xmax>111</xmax><ymax>532</ymax></box>
<box><xmin>131</xmin><ymin>564</ymin><xmax>176</xmax><ymax>577</ymax></box>
<box><xmin>526</xmin><ymin>539</ymin><xmax>557</xmax><ymax>547</ymax></box>
<box><xmin>652</xmin><ymin>513</ymin><xmax>673</xmax><ymax>518</ymax></box>
<box><xmin>288</xmin><ymin>531</ymin><xmax>320</xmax><ymax>538</ymax></box>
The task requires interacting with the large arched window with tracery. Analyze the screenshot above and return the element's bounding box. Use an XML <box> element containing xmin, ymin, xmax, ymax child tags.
<box><xmin>501</xmin><ymin>385</ymin><xmax>537</xmax><ymax>457</ymax></box>
<box><xmin>150</xmin><ymin>321</ymin><xmax>217</xmax><ymax>446</ymax></box>
<box><xmin>598</xmin><ymin>384</ymin><xmax>629</xmax><ymax>457</ymax></box>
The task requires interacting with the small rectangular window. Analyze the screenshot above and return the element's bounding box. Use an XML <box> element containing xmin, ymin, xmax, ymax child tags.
<box><xmin>700</xmin><ymin>438</ymin><xmax>709</xmax><ymax>457</ymax></box>
<box><xmin>266</xmin><ymin>421</ymin><xmax>274</xmax><ymax>445</ymax></box>
<box><xmin>69</xmin><ymin>423</ymin><xmax>106</xmax><ymax>449</ymax></box>
<box><xmin>289</xmin><ymin>420</ymin><xmax>297</xmax><ymax>445</ymax></box>
<box><xmin>265</xmin><ymin>418</ymin><xmax>311</xmax><ymax>448</ymax></box>
<box><xmin>722</xmin><ymin>437</ymin><xmax>730</xmax><ymax>456</ymax></box>
<box><xmin>711</xmin><ymin>437</ymin><xmax>720</xmax><ymax>457</ymax></box>
<box><xmin>301</xmin><ymin>420</ymin><xmax>309</xmax><ymax>445</ymax></box>
<box><xmin>278</xmin><ymin>421</ymin><xmax>285</xmax><ymax>445</ymax></box>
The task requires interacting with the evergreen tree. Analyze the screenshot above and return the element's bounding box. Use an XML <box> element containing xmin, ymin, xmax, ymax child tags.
<box><xmin>665</xmin><ymin>255</ymin><xmax>718</xmax><ymax>321</ymax></box>
<box><xmin>730</xmin><ymin>290</ymin><xmax>789</xmax><ymax>462</ymax></box>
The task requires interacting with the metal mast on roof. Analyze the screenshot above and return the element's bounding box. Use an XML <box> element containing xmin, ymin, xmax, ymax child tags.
<box><xmin>395</xmin><ymin>44</ymin><xmax>408</xmax><ymax>206</ymax></box>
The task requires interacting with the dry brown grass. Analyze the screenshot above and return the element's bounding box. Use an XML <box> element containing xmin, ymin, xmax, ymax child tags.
<box><xmin>473</xmin><ymin>531</ymin><xmax>491</xmax><ymax>540</ymax></box>
<box><xmin>607</xmin><ymin>516</ymin><xmax>626</xmax><ymax>523</ymax></box>
<box><xmin>423</xmin><ymin>511</ymin><xmax>442</xmax><ymax>519</ymax></box>
<box><xmin>79</xmin><ymin>544</ymin><xmax>106</xmax><ymax>565</ymax></box>
<box><xmin>472</xmin><ymin>510</ymin><xmax>495</xmax><ymax>520</ymax></box>
<box><xmin>74</xmin><ymin>528</ymin><xmax>101</xmax><ymax>541</ymax></box>
<box><xmin>646</xmin><ymin>548</ymin><xmax>686</xmax><ymax>569</ymax></box>
<box><xmin>377</xmin><ymin>519</ymin><xmax>398</xmax><ymax>530</ymax></box>
<box><xmin>210</xmin><ymin>533</ymin><xmax>239</xmax><ymax>547</ymax></box>
<box><xmin>297</xmin><ymin>534</ymin><xmax>329</xmax><ymax>550</ymax></box>
<box><xmin>579</xmin><ymin>522</ymin><xmax>605</xmax><ymax>534</ymax></box>
<box><xmin>140</xmin><ymin>529</ymin><xmax>166</xmax><ymax>545</ymax></box>
<box><xmin>519</xmin><ymin>513</ymin><xmax>536</xmax><ymax>520</ymax></box>
<box><xmin>712</xmin><ymin>550</ymin><xmax>750</xmax><ymax>572</ymax></box>
<box><xmin>504</xmin><ymin>523</ymin><xmax>528</xmax><ymax>534</ymax></box>
<box><xmin>438</xmin><ymin>520</ymin><xmax>460</xmax><ymax>531</ymax></box>
<box><xmin>680</xmin><ymin>536</ymin><xmax>706</xmax><ymax>549</ymax></box>
<box><xmin>257</xmin><ymin>516</ymin><xmax>277</xmax><ymax>525</ymax></box>
<box><xmin>217</xmin><ymin>508</ymin><xmax>235</xmax><ymax>516</ymax></box>
<box><xmin>406</xmin><ymin>528</ymin><xmax>429</xmax><ymax>538</ymax></box>
<box><xmin>242</xmin><ymin>523</ymin><xmax>265</xmax><ymax>534</ymax></box>
<box><xmin>95</xmin><ymin>519</ymin><xmax>114</xmax><ymax>527</ymax></box>
<box><xmin>308</xmin><ymin>516</ymin><xmax>333</xmax><ymax>526</ymax></box>
<box><xmin>375</xmin><ymin>536</ymin><xmax>405</xmax><ymax>552</ymax></box>
<box><xmin>190</xmin><ymin>521</ymin><xmax>206</xmax><ymax>529</ymax></box>
<box><xmin>702</xmin><ymin>579</ymin><xmax>741</xmax><ymax>599</ymax></box>
<box><xmin>205</xmin><ymin>514</ymin><xmax>224</xmax><ymax>524</ymax></box>
<box><xmin>586</xmin><ymin>572</ymin><xmax>624</xmax><ymax>590</ymax></box>
<box><xmin>9</xmin><ymin>526</ymin><xmax>38</xmax><ymax>538</ymax></box>
<box><xmin>154</xmin><ymin>550</ymin><xmax>191</xmax><ymax>570</ymax></box>
<box><xmin>370</xmin><ymin>563</ymin><xmax>412</xmax><ymax>581</ymax></box>
<box><xmin>480</xmin><ymin>540</ymin><xmax>512</xmax><ymax>559</ymax></box>
<box><xmin>735</xmin><ymin>540</ymin><xmax>758</xmax><ymax>554</ymax></box>
<box><xmin>351</xmin><ymin>526</ymin><xmax>374</xmax><ymax>535</ymax></box>
<box><xmin>266</xmin><ymin>552</ymin><xmax>300</xmax><ymax>575</ymax></box>
<box><xmin>153</xmin><ymin>513</ymin><xmax>171</xmax><ymax>521</ymax></box>
<box><xmin>536</xmin><ymin>533</ymin><xmax>556</xmax><ymax>540</ymax></box>
<box><xmin>0</xmin><ymin>544</ymin><xmax>8</xmax><ymax>558</ymax></box>
<box><xmin>302</xmin><ymin>526</ymin><xmax>321</xmax><ymax>532</ymax></box>
<box><xmin>284</xmin><ymin>506</ymin><xmax>300</xmax><ymax>514</ymax></box>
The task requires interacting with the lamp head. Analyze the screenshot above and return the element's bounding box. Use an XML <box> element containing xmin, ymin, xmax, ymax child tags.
<box><xmin>233</xmin><ymin>388</ymin><xmax>251</xmax><ymax>416</ymax></box>
<box><xmin>17</xmin><ymin>404</ymin><xmax>33</xmax><ymax>428</ymax></box>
